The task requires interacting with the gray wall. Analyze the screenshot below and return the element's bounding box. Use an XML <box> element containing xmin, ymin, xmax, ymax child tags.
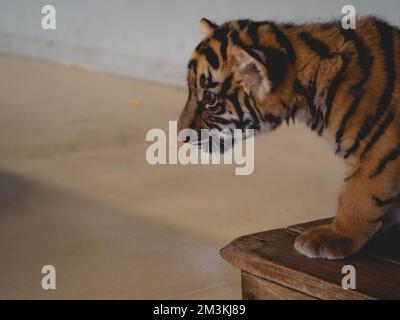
<box><xmin>0</xmin><ymin>0</ymin><xmax>399</xmax><ymax>86</ymax></box>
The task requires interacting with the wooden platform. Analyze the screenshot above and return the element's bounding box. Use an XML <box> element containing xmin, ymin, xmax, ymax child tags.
<box><xmin>220</xmin><ymin>218</ymin><xmax>400</xmax><ymax>300</ymax></box>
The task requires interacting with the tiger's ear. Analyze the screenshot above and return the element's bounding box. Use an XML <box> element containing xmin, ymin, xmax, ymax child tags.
<box><xmin>232</xmin><ymin>47</ymin><xmax>271</xmax><ymax>101</ymax></box>
<box><xmin>200</xmin><ymin>18</ymin><xmax>218</xmax><ymax>38</ymax></box>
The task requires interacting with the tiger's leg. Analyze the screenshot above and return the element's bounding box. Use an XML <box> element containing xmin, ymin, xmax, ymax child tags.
<box><xmin>294</xmin><ymin>161</ymin><xmax>399</xmax><ymax>260</ymax></box>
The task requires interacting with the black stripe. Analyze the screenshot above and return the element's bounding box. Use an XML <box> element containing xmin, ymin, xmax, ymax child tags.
<box><xmin>335</xmin><ymin>30</ymin><xmax>373</xmax><ymax>146</ymax></box>
<box><xmin>250</xmin><ymin>95</ymin><xmax>265</xmax><ymax>121</ymax></box>
<box><xmin>311</xmin><ymin>110</ymin><xmax>324</xmax><ymax>133</ymax></box>
<box><xmin>262</xmin><ymin>47</ymin><xmax>288</xmax><ymax>91</ymax></box>
<box><xmin>188</xmin><ymin>59</ymin><xmax>198</xmax><ymax>88</ymax></box>
<box><xmin>203</xmin><ymin>116</ymin><xmax>218</xmax><ymax>130</ymax></box>
<box><xmin>293</xmin><ymin>79</ymin><xmax>308</xmax><ymax>97</ymax></box>
<box><xmin>244</xmin><ymin>95</ymin><xmax>261</xmax><ymax>130</ymax></box>
<box><xmin>213</xmin><ymin>27</ymin><xmax>229</xmax><ymax>61</ymax></box>
<box><xmin>345</xmin><ymin>19</ymin><xmax>395</xmax><ymax>158</ymax></box>
<box><xmin>247</xmin><ymin>22</ymin><xmax>260</xmax><ymax>47</ymax></box>
<box><xmin>208</xmin><ymin>115</ymin><xmax>233</xmax><ymax>126</ymax></box>
<box><xmin>308</xmin><ymin>80</ymin><xmax>317</xmax><ymax>117</ymax></box>
<box><xmin>229</xmin><ymin>90</ymin><xmax>244</xmax><ymax>127</ymax></box>
<box><xmin>289</xmin><ymin>104</ymin><xmax>300</xmax><ymax>123</ymax></box>
<box><xmin>324</xmin><ymin>57</ymin><xmax>349</xmax><ymax>128</ymax></box>
<box><xmin>188</xmin><ymin>59</ymin><xmax>197</xmax><ymax>71</ymax></box>
<box><xmin>238</xmin><ymin>19</ymin><xmax>250</xmax><ymax>30</ymax></box>
<box><xmin>360</xmin><ymin>110</ymin><xmax>395</xmax><ymax>159</ymax></box>
<box><xmin>370</xmin><ymin>144</ymin><xmax>400</xmax><ymax>178</ymax></box>
<box><xmin>372</xmin><ymin>195</ymin><xmax>397</xmax><ymax>207</ymax></box>
<box><xmin>199</xmin><ymin>73</ymin><xmax>206</xmax><ymax>88</ymax></box>
<box><xmin>299</xmin><ymin>32</ymin><xmax>332</xmax><ymax>59</ymax></box>
<box><xmin>219</xmin><ymin>74</ymin><xmax>233</xmax><ymax>98</ymax></box>
<box><xmin>206</xmin><ymin>82</ymin><xmax>218</xmax><ymax>89</ymax></box>
<box><xmin>230</xmin><ymin>30</ymin><xmax>241</xmax><ymax>46</ymax></box>
<box><xmin>195</xmin><ymin>40</ymin><xmax>206</xmax><ymax>53</ymax></box>
<box><xmin>202</xmin><ymin>46</ymin><xmax>220</xmax><ymax>69</ymax></box>
<box><xmin>265</xmin><ymin>113</ymin><xmax>282</xmax><ymax>128</ymax></box>
<box><xmin>205</xmin><ymin>67</ymin><xmax>218</xmax><ymax>88</ymax></box>
<box><xmin>265</xmin><ymin>22</ymin><xmax>296</xmax><ymax>65</ymax></box>
<box><xmin>344</xmin><ymin>116</ymin><xmax>372</xmax><ymax>157</ymax></box>
<box><xmin>293</xmin><ymin>79</ymin><xmax>315</xmax><ymax>117</ymax></box>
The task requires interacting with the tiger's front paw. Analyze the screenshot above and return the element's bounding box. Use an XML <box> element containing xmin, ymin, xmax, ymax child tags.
<box><xmin>294</xmin><ymin>224</ymin><xmax>358</xmax><ymax>260</ymax></box>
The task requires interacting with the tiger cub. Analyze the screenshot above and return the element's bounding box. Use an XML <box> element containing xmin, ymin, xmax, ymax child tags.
<box><xmin>178</xmin><ymin>17</ymin><xmax>400</xmax><ymax>259</ymax></box>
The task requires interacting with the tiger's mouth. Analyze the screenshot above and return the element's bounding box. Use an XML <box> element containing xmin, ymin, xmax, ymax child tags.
<box><xmin>185</xmin><ymin>135</ymin><xmax>233</xmax><ymax>154</ymax></box>
<box><xmin>182</xmin><ymin>127</ymin><xmax>254</xmax><ymax>154</ymax></box>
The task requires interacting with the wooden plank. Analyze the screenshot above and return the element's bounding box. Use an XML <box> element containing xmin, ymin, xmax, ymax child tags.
<box><xmin>221</xmin><ymin>229</ymin><xmax>370</xmax><ymax>300</ymax></box>
<box><xmin>241</xmin><ymin>272</ymin><xmax>316</xmax><ymax>300</ymax></box>
<box><xmin>220</xmin><ymin>223</ymin><xmax>400</xmax><ymax>300</ymax></box>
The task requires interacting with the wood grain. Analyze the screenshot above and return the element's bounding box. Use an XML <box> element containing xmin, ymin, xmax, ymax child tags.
<box><xmin>242</xmin><ymin>272</ymin><xmax>315</xmax><ymax>300</ymax></box>
<box><xmin>220</xmin><ymin>218</ymin><xmax>400</xmax><ymax>300</ymax></box>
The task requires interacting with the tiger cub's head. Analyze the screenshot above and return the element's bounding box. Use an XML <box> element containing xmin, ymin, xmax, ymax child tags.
<box><xmin>178</xmin><ymin>18</ymin><xmax>294</xmax><ymax>152</ymax></box>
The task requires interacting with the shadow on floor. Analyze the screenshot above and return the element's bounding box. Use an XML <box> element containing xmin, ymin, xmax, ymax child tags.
<box><xmin>0</xmin><ymin>169</ymin><xmax>240</xmax><ymax>299</ymax></box>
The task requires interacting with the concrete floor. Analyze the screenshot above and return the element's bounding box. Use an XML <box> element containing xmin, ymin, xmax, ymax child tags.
<box><xmin>0</xmin><ymin>54</ymin><xmax>344</xmax><ymax>299</ymax></box>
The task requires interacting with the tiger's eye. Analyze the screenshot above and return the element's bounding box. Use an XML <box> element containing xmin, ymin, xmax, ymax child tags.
<box><xmin>203</xmin><ymin>90</ymin><xmax>217</xmax><ymax>107</ymax></box>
